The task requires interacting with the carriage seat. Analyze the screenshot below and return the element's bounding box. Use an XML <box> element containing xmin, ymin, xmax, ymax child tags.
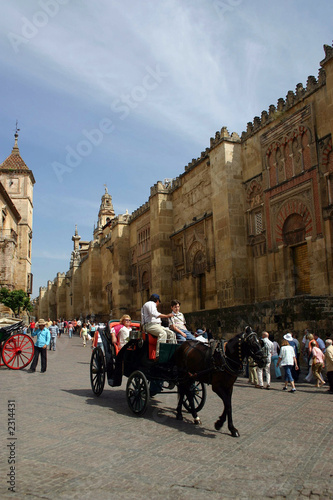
<box><xmin>141</xmin><ymin>331</ymin><xmax>157</xmax><ymax>360</ymax></box>
<box><xmin>113</xmin><ymin>343</ymin><xmax>120</xmax><ymax>356</ymax></box>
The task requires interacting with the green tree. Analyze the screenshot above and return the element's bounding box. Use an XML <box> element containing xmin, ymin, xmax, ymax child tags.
<box><xmin>0</xmin><ymin>287</ymin><xmax>33</xmax><ymax>316</ymax></box>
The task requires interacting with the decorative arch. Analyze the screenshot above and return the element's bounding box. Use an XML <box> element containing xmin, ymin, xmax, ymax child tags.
<box><xmin>246</xmin><ymin>179</ymin><xmax>263</xmax><ymax>207</ymax></box>
<box><xmin>275</xmin><ymin>200</ymin><xmax>313</xmax><ymax>246</ymax></box>
<box><xmin>188</xmin><ymin>241</ymin><xmax>206</xmax><ymax>275</ymax></box>
<box><xmin>283</xmin><ymin>213</ymin><xmax>306</xmax><ymax>245</ymax></box>
<box><xmin>265</xmin><ymin>125</ymin><xmax>313</xmax><ymax>187</ymax></box>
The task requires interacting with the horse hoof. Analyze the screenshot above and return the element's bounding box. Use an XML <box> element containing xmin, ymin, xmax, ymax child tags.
<box><xmin>231</xmin><ymin>429</ymin><xmax>240</xmax><ymax>438</ymax></box>
<box><xmin>176</xmin><ymin>414</ymin><xmax>183</xmax><ymax>421</ymax></box>
<box><xmin>214</xmin><ymin>421</ymin><xmax>222</xmax><ymax>431</ymax></box>
<box><xmin>194</xmin><ymin>417</ymin><xmax>201</xmax><ymax>425</ymax></box>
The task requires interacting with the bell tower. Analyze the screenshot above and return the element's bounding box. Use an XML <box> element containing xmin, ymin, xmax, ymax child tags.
<box><xmin>0</xmin><ymin>126</ymin><xmax>35</xmax><ymax>293</ymax></box>
<box><xmin>93</xmin><ymin>186</ymin><xmax>115</xmax><ymax>239</ymax></box>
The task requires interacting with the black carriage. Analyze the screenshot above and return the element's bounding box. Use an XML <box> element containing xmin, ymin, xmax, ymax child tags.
<box><xmin>0</xmin><ymin>321</ymin><xmax>34</xmax><ymax>370</ymax></box>
<box><xmin>90</xmin><ymin>321</ymin><xmax>206</xmax><ymax>417</ymax></box>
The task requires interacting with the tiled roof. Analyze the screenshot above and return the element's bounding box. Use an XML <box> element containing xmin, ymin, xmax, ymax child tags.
<box><xmin>0</xmin><ymin>144</ymin><xmax>29</xmax><ymax>171</ymax></box>
<box><xmin>0</xmin><ymin>134</ymin><xmax>35</xmax><ymax>183</ymax></box>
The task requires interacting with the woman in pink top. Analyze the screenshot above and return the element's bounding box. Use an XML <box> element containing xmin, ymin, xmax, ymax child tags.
<box><xmin>310</xmin><ymin>341</ymin><xmax>325</xmax><ymax>387</ymax></box>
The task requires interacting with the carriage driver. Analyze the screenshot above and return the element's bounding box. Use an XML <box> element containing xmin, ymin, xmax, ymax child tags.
<box><xmin>141</xmin><ymin>294</ymin><xmax>176</xmax><ymax>357</ymax></box>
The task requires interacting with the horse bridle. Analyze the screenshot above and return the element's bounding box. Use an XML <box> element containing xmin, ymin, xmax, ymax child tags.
<box><xmin>215</xmin><ymin>330</ymin><xmax>262</xmax><ymax>376</ymax></box>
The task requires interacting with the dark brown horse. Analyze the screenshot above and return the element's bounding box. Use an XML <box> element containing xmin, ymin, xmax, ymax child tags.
<box><xmin>174</xmin><ymin>327</ymin><xmax>266</xmax><ymax>437</ymax></box>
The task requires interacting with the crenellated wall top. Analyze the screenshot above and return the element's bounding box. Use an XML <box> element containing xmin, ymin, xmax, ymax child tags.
<box><xmin>320</xmin><ymin>44</ymin><xmax>333</xmax><ymax>66</ymax></box>
<box><xmin>241</xmin><ymin>66</ymin><xmax>327</xmax><ymax>141</ymax></box>
<box><xmin>129</xmin><ymin>201</ymin><xmax>150</xmax><ymax>222</ymax></box>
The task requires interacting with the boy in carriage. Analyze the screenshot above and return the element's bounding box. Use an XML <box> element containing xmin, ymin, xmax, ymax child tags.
<box><xmin>168</xmin><ymin>299</ymin><xmax>196</xmax><ymax>342</ymax></box>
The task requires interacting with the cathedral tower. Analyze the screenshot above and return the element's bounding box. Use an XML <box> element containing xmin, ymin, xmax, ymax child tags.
<box><xmin>0</xmin><ymin>128</ymin><xmax>35</xmax><ymax>293</ymax></box>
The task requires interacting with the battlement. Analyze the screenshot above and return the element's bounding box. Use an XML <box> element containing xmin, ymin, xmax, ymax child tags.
<box><xmin>129</xmin><ymin>201</ymin><xmax>150</xmax><ymax>222</ymax></box>
<box><xmin>241</xmin><ymin>67</ymin><xmax>326</xmax><ymax>141</ymax></box>
<box><xmin>320</xmin><ymin>43</ymin><xmax>333</xmax><ymax>66</ymax></box>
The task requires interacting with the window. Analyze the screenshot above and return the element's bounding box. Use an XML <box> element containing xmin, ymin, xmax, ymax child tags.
<box><xmin>137</xmin><ymin>227</ymin><xmax>150</xmax><ymax>256</ymax></box>
<box><xmin>254</xmin><ymin>212</ymin><xmax>263</xmax><ymax>235</ymax></box>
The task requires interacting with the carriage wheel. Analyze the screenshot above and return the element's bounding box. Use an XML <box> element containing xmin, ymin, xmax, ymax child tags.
<box><xmin>126</xmin><ymin>370</ymin><xmax>150</xmax><ymax>416</ymax></box>
<box><xmin>90</xmin><ymin>347</ymin><xmax>106</xmax><ymax>396</ymax></box>
<box><xmin>181</xmin><ymin>381</ymin><xmax>207</xmax><ymax>413</ymax></box>
<box><xmin>2</xmin><ymin>334</ymin><xmax>34</xmax><ymax>370</ymax></box>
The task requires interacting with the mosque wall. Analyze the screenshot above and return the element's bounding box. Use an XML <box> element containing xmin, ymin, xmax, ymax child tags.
<box><xmin>37</xmin><ymin>45</ymin><xmax>333</xmax><ymax>336</ymax></box>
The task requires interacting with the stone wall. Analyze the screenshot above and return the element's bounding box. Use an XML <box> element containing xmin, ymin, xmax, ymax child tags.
<box><xmin>37</xmin><ymin>45</ymin><xmax>333</xmax><ymax>337</ymax></box>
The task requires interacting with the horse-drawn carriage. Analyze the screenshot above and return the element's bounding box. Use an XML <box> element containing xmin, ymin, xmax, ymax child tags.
<box><xmin>90</xmin><ymin>319</ymin><xmax>207</xmax><ymax>417</ymax></box>
<box><xmin>90</xmin><ymin>321</ymin><xmax>266</xmax><ymax>436</ymax></box>
<box><xmin>0</xmin><ymin>320</ymin><xmax>34</xmax><ymax>370</ymax></box>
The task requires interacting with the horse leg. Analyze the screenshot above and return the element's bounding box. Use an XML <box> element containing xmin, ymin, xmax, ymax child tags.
<box><xmin>214</xmin><ymin>407</ymin><xmax>227</xmax><ymax>431</ymax></box>
<box><xmin>213</xmin><ymin>385</ymin><xmax>239</xmax><ymax>437</ymax></box>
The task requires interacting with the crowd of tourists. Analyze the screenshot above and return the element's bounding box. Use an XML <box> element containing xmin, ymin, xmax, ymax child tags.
<box><xmin>247</xmin><ymin>329</ymin><xmax>333</xmax><ymax>394</ymax></box>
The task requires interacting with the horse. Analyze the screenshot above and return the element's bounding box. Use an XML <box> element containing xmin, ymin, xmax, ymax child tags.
<box><xmin>173</xmin><ymin>326</ymin><xmax>266</xmax><ymax>437</ymax></box>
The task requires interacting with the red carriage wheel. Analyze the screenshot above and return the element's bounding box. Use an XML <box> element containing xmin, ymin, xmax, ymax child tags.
<box><xmin>2</xmin><ymin>334</ymin><xmax>34</xmax><ymax>370</ymax></box>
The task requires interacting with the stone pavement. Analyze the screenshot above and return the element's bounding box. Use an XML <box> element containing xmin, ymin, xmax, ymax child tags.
<box><xmin>0</xmin><ymin>334</ymin><xmax>332</xmax><ymax>500</ymax></box>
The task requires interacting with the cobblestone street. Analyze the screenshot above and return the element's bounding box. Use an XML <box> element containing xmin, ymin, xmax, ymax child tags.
<box><xmin>1</xmin><ymin>334</ymin><xmax>332</xmax><ymax>499</ymax></box>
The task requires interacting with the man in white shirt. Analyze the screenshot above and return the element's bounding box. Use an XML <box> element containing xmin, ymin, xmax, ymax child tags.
<box><xmin>257</xmin><ymin>331</ymin><xmax>274</xmax><ymax>390</ymax></box>
<box><xmin>141</xmin><ymin>294</ymin><xmax>176</xmax><ymax>356</ymax></box>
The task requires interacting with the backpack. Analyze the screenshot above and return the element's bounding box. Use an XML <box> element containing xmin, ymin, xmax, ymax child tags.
<box><xmin>262</xmin><ymin>341</ymin><xmax>271</xmax><ymax>359</ymax></box>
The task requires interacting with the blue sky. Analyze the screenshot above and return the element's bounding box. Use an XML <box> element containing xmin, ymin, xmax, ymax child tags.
<box><xmin>0</xmin><ymin>0</ymin><xmax>332</xmax><ymax>297</ymax></box>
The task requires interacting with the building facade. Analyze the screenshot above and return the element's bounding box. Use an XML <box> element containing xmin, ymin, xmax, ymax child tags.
<box><xmin>37</xmin><ymin>45</ymin><xmax>333</xmax><ymax>336</ymax></box>
<box><xmin>0</xmin><ymin>131</ymin><xmax>35</xmax><ymax>295</ymax></box>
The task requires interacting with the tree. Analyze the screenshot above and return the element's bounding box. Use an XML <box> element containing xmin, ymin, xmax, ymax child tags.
<box><xmin>0</xmin><ymin>287</ymin><xmax>33</xmax><ymax>316</ymax></box>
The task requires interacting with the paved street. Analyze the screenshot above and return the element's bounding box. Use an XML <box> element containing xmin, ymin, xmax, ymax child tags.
<box><xmin>1</xmin><ymin>334</ymin><xmax>332</xmax><ymax>500</ymax></box>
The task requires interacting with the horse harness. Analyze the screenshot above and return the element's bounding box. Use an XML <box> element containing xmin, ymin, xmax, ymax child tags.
<box><xmin>181</xmin><ymin>338</ymin><xmax>242</xmax><ymax>381</ymax></box>
<box><xmin>182</xmin><ymin>329</ymin><xmax>261</xmax><ymax>380</ymax></box>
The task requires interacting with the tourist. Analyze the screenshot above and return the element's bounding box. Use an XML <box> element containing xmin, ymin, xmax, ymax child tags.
<box><xmin>310</xmin><ymin>340</ymin><xmax>325</xmax><ymax>388</ymax></box>
<box><xmin>313</xmin><ymin>333</ymin><xmax>325</xmax><ymax>352</ymax></box>
<box><xmin>89</xmin><ymin>322</ymin><xmax>97</xmax><ymax>347</ymax></box>
<box><xmin>80</xmin><ymin>323</ymin><xmax>88</xmax><ymax>347</ymax></box>
<box><xmin>305</xmin><ymin>334</ymin><xmax>318</xmax><ymax>382</ymax></box>
<box><xmin>276</xmin><ymin>338</ymin><xmax>299</xmax><ymax>392</ymax></box>
<box><xmin>141</xmin><ymin>294</ymin><xmax>176</xmax><ymax>357</ymax></box>
<box><xmin>283</xmin><ymin>333</ymin><xmax>298</xmax><ymax>381</ymax></box>
<box><xmin>257</xmin><ymin>331</ymin><xmax>274</xmax><ymax>389</ymax></box>
<box><xmin>29</xmin><ymin>320</ymin><xmax>35</xmax><ymax>334</ymax></box>
<box><xmin>324</xmin><ymin>339</ymin><xmax>333</xmax><ymax>394</ymax></box>
<box><xmin>168</xmin><ymin>299</ymin><xmax>196</xmax><ymax>343</ymax></box>
<box><xmin>28</xmin><ymin>319</ymin><xmax>50</xmax><ymax>373</ymax></box>
<box><xmin>49</xmin><ymin>320</ymin><xmax>59</xmax><ymax>351</ymax></box>
<box><xmin>68</xmin><ymin>321</ymin><xmax>73</xmax><ymax>338</ymax></box>
<box><xmin>110</xmin><ymin>315</ymin><xmax>132</xmax><ymax>349</ymax></box>
<box><xmin>270</xmin><ymin>334</ymin><xmax>281</xmax><ymax>379</ymax></box>
<box><xmin>248</xmin><ymin>356</ymin><xmax>259</xmax><ymax>386</ymax></box>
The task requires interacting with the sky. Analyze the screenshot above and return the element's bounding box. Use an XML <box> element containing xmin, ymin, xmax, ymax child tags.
<box><xmin>0</xmin><ymin>0</ymin><xmax>332</xmax><ymax>298</ymax></box>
